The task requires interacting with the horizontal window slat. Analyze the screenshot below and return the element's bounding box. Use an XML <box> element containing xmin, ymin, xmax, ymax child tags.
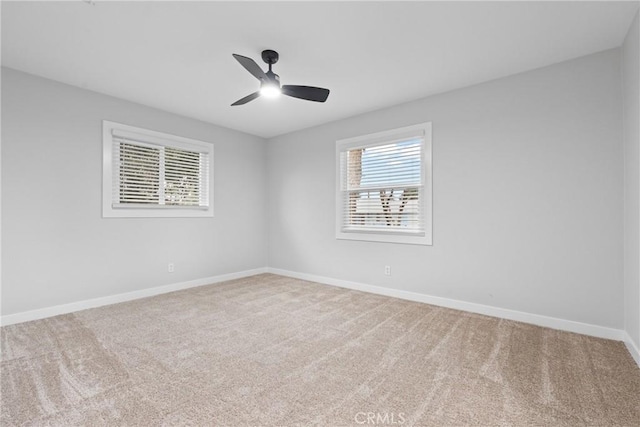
<box><xmin>348</xmin><ymin>167</ymin><xmax>421</xmax><ymax>174</ymax></box>
<box><xmin>348</xmin><ymin>165</ymin><xmax>420</xmax><ymax>174</ymax></box>
<box><xmin>117</xmin><ymin>179</ymin><xmax>159</xmax><ymax>185</ymax></box>
<box><xmin>165</xmin><ymin>162</ymin><xmax>202</xmax><ymax>169</ymax></box>
<box><xmin>115</xmin><ymin>142</ymin><xmax>161</xmax><ymax>152</ymax></box>
<box><xmin>116</xmin><ymin>144</ymin><xmax>160</xmax><ymax>153</ymax></box>
<box><xmin>344</xmin><ymin>143</ymin><xmax>421</xmax><ymax>156</ymax></box>
<box><xmin>117</xmin><ymin>190</ymin><xmax>160</xmax><ymax>196</ymax></box>
<box><xmin>347</xmin><ymin>162</ymin><xmax>421</xmax><ymax>173</ymax></box>
<box><xmin>113</xmin><ymin>203</ymin><xmax>208</xmax><ymax>209</ymax></box>
<box><xmin>164</xmin><ymin>159</ymin><xmax>203</xmax><ymax>166</ymax></box>
<box><xmin>164</xmin><ymin>164</ymin><xmax>201</xmax><ymax>172</ymax></box>
<box><xmin>118</xmin><ymin>188</ymin><xmax>160</xmax><ymax>194</ymax></box>
<box><xmin>353</xmin><ymin>178</ymin><xmax>421</xmax><ymax>187</ymax></box>
<box><xmin>164</xmin><ymin>162</ymin><xmax>201</xmax><ymax>169</ymax></box>
<box><xmin>164</xmin><ymin>152</ymin><xmax>202</xmax><ymax>161</ymax></box>
<box><xmin>164</xmin><ymin>169</ymin><xmax>201</xmax><ymax>176</ymax></box>
<box><xmin>164</xmin><ymin>176</ymin><xmax>200</xmax><ymax>181</ymax></box>
<box><xmin>346</xmin><ymin>149</ymin><xmax>421</xmax><ymax>160</ymax></box>
<box><xmin>116</xmin><ymin>154</ymin><xmax>159</xmax><ymax>162</ymax></box>
<box><xmin>344</xmin><ymin>185</ymin><xmax>422</xmax><ymax>193</ymax></box>
<box><xmin>117</xmin><ymin>167</ymin><xmax>160</xmax><ymax>174</ymax></box>
<box><xmin>117</xmin><ymin>160</ymin><xmax>161</xmax><ymax>169</ymax></box>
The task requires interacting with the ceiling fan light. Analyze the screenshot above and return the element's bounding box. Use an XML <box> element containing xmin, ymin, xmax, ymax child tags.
<box><xmin>260</xmin><ymin>84</ymin><xmax>281</xmax><ymax>98</ymax></box>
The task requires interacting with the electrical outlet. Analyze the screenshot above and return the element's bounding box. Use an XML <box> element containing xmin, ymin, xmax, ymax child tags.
<box><xmin>168</xmin><ymin>263</ymin><xmax>175</xmax><ymax>273</ymax></box>
<box><xmin>384</xmin><ymin>265</ymin><xmax>391</xmax><ymax>276</ymax></box>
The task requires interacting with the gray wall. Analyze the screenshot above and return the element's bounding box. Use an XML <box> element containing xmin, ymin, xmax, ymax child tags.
<box><xmin>1</xmin><ymin>68</ymin><xmax>267</xmax><ymax>315</ymax></box>
<box><xmin>623</xmin><ymin>11</ymin><xmax>640</xmax><ymax>350</ymax></box>
<box><xmin>2</xmin><ymin>45</ymin><xmax>631</xmax><ymax>334</ymax></box>
<box><xmin>267</xmin><ymin>49</ymin><xmax>624</xmax><ymax>329</ymax></box>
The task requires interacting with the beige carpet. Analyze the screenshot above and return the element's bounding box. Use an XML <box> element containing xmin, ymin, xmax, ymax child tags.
<box><xmin>1</xmin><ymin>273</ymin><xmax>639</xmax><ymax>426</ymax></box>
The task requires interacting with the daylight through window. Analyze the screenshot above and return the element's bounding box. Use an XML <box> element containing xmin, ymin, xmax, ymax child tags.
<box><xmin>336</xmin><ymin>123</ymin><xmax>432</xmax><ymax>245</ymax></box>
<box><xmin>103</xmin><ymin>121</ymin><xmax>214</xmax><ymax>218</ymax></box>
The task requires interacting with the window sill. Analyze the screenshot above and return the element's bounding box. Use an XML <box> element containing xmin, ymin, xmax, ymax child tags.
<box><xmin>336</xmin><ymin>230</ymin><xmax>432</xmax><ymax>246</ymax></box>
<box><xmin>102</xmin><ymin>206</ymin><xmax>214</xmax><ymax>218</ymax></box>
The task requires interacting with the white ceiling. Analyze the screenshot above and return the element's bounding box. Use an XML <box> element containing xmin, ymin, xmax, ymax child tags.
<box><xmin>2</xmin><ymin>1</ymin><xmax>638</xmax><ymax>138</ymax></box>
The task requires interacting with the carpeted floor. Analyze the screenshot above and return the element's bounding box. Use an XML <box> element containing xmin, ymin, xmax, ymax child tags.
<box><xmin>1</xmin><ymin>273</ymin><xmax>639</xmax><ymax>426</ymax></box>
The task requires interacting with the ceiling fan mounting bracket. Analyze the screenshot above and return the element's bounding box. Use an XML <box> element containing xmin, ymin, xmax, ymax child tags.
<box><xmin>261</xmin><ymin>50</ymin><xmax>279</xmax><ymax>65</ymax></box>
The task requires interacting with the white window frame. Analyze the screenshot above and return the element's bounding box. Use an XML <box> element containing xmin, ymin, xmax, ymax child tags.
<box><xmin>102</xmin><ymin>120</ymin><xmax>214</xmax><ymax>218</ymax></box>
<box><xmin>335</xmin><ymin>122</ymin><xmax>432</xmax><ymax>245</ymax></box>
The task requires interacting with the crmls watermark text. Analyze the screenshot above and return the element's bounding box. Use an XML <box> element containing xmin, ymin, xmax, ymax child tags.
<box><xmin>354</xmin><ymin>412</ymin><xmax>406</xmax><ymax>425</ymax></box>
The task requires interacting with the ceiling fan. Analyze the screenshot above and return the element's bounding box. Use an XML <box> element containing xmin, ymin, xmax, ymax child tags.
<box><xmin>231</xmin><ymin>49</ymin><xmax>330</xmax><ymax>106</ymax></box>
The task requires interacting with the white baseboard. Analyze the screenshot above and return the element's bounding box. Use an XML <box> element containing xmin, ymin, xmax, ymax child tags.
<box><xmin>267</xmin><ymin>268</ymin><xmax>626</xmax><ymax>343</ymax></box>
<box><xmin>624</xmin><ymin>332</ymin><xmax>640</xmax><ymax>367</ymax></box>
<box><xmin>0</xmin><ymin>268</ymin><xmax>267</xmax><ymax>326</ymax></box>
<box><xmin>3</xmin><ymin>266</ymin><xmax>637</xmax><ymax>369</ymax></box>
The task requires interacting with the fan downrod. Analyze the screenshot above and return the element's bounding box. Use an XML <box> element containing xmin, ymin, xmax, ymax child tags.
<box><xmin>261</xmin><ymin>50</ymin><xmax>279</xmax><ymax>65</ymax></box>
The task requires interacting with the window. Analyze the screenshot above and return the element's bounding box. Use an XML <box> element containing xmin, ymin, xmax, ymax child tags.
<box><xmin>102</xmin><ymin>121</ymin><xmax>213</xmax><ymax>218</ymax></box>
<box><xmin>336</xmin><ymin>122</ymin><xmax>432</xmax><ymax>245</ymax></box>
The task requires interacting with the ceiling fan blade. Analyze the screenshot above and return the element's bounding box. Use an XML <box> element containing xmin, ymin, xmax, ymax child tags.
<box><xmin>232</xmin><ymin>54</ymin><xmax>268</xmax><ymax>82</ymax></box>
<box><xmin>282</xmin><ymin>85</ymin><xmax>330</xmax><ymax>102</ymax></box>
<box><xmin>231</xmin><ymin>91</ymin><xmax>260</xmax><ymax>106</ymax></box>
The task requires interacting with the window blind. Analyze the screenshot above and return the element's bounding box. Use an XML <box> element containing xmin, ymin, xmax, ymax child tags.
<box><xmin>339</xmin><ymin>137</ymin><xmax>424</xmax><ymax>235</ymax></box>
<box><xmin>112</xmin><ymin>132</ymin><xmax>210</xmax><ymax>209</ymax></box>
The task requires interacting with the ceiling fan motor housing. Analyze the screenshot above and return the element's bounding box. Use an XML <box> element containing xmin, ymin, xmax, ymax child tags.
<box><xmin>264</xmin><ymin>71</ymin><xmax>280</xmax><ymax>87</ymax></box>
